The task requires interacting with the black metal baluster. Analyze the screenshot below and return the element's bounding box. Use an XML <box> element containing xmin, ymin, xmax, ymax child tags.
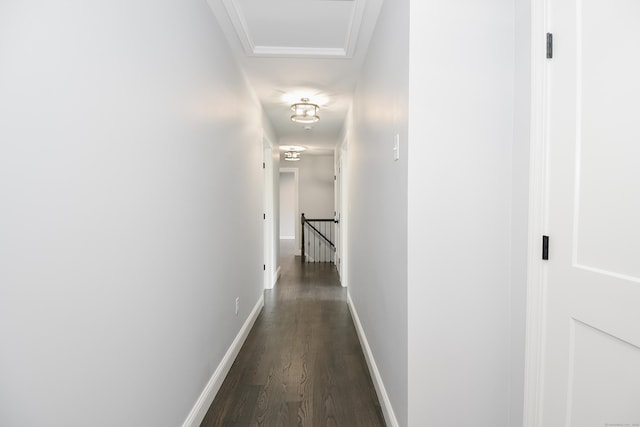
<box><xmin>320</xmin><ymin>222</ymin><xmax>327</xmax><ymax>262</ymax></box>
<box><xmin>319</xmin><ymin>222</ymin><xmax>321</xmax><ymax>262</ymax></box>
<box><xmin>301</xmin><ymin>213</ymin><xmax>305</xmax><ymax>263</ymax></box>
<box><xmin>325</xmin><ymin>222</ymin><xmax>328</xmax><ymax>262</ymax></box>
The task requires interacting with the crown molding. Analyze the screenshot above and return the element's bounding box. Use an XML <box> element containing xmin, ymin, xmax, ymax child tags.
<box><xmin>221</xmin><ymin>0</ymin><xmax>367</xmax><ymax>58</ymax></box>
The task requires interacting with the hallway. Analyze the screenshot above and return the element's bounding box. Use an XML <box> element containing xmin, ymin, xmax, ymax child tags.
<box><xmin>200</xmin><ymin>254</ymin><xmax>385</xmax><ymax>426</ymax></box>
<box><xmin>1</xmin><ymin>1</ymin><xmax>533</xmax><ymax>426</ymax></box>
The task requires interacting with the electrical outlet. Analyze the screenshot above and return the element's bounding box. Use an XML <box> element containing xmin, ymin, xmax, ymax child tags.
<box><xmin>235</xmin><ymin>297</ymin><xmax>239</xmax><ymax>315</ymax></box>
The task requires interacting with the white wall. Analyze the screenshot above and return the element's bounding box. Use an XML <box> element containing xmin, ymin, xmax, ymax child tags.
<box><xmin>407</xmin><ymin>1</ymin><xmax>515</xmax><ymax>426</ymax></box>
<box><xmin>279</xmin><ymin>172</ymin><xmax>296</xmax><ymax>238</ymax></box>
<box><xmin>0</xmin><ymin>2</ymin><xmax>270</xmax><ymax>426</ymax></box>
<box><xmin>294</xmin><ymin>154</ymin><xmax>335</xmax><ymax>219</ymax></box>
<box><xmin>342</xmin><ymin>0</ymin><xmax>409</xmax><ymax>423</ymax></box>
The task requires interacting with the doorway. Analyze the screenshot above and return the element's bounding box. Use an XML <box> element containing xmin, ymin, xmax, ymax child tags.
<box><xmin>279</xmin><ymin>168</ymin><xmax>299</xmax><ymax>260</ymax></box>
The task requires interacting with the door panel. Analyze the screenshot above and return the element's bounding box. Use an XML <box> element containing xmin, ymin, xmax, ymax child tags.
<box><xmin>576</xmin><ymin>0</ymin><xmax>640</xmax><ymax>280</ymax></box>
<box><xmin>568</xmin><ymin>320</ymin><xmax>640</xmax><ymax>427</ymax></box>
<box><xmin>542</xmin><ymin>0</ymin><xmax>640</xmax><ymax>425</ymax></box>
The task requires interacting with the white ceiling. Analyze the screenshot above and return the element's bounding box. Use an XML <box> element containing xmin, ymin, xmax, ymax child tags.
<box><xmin>206</xmin><ymin>0</ymin><xmax>383</xmax><ymax>153</ymax></box>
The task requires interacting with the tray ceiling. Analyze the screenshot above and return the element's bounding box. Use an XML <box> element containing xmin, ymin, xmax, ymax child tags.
<box><xmin>208</xmin><ymin>0</ymin><xmax>383</xmax><ymax>152</ymax></box>
<box><xmin>222</xmin><ymin>0</ymin><xmax>365</xmax><ymax>57</ymax></box>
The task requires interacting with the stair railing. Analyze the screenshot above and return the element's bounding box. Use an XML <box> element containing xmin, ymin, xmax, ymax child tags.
<box><xmin>301</xmin><ymin>213</ymin><xmax>336</xmax><ymax>263</ymax></box>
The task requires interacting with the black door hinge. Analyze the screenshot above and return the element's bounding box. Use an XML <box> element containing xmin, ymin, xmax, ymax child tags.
<box><xmin>542</xmin><ymin>235</ymin><xmax>549</xmax><ymax>260</ymax></box>
<box><xmin>263</xmin><ymin>162</ymin><xmax>265</xmax><ymax>169</ymax></box>
<box><xmin>263</xmin><ymin>264</ymin><xmax>266</xmax><ymax>271</ymax></box>
<box><xmin>546</xmin><ymin>33</ymin><xmax>553</xmax><ymax>59</ymax></box>
<box><xmin>263</xmin><ymin>213</ymin><xmax>266</xmax><ymax>220</ymax></box>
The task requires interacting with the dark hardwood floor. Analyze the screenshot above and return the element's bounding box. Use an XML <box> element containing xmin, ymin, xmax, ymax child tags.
<box><xmin>200</xmin><ymin>253</ymin><xmax>386</xmax><ymax>427</ymax></box>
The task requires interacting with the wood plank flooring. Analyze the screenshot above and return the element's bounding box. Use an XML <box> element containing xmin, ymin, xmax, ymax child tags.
<box><xmin>200</xmin><ymin>255</ymin><xmax>386</xmax><ymax>427</ymax></box>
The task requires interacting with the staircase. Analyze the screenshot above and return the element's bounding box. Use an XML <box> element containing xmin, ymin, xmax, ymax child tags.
<box><xmin>301</xmin><ymin>213</ymin><xmax>336</xmax><ymax>263</ymax></box>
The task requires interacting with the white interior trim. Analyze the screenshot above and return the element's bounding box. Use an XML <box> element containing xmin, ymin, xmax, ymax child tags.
<box><xmin>279</xmin><ymin>167</ymin><xmax>300</xmax><ymax>254</ymax></box>
<box><xmin>264</xmin><ymin>136</ymin><xmax>276</xmax><ymax>290</ymax></box>
<box><xmin>523</xmin><ymin>1</ymin><xmax>549</xmax><ymax>426</ymax></box>
<box><xmin>272</xmin><ymin>266</ymin><xmax>281</xmax><ymax>288</ymax></box>
<box><xmin>181</xmin><ymin>295</ymin><xmax>264</xmax><ymax>427</ymax></box>
<box><xmin>333</xmin><ymin>143</ymin><xmax>342</xmax><ymax>279</ymax></box>
<box><xmin>252</xmin><ymin>46</ymin><xmax>347</xmax><ymax>58</ymax></box>
<box><xmin>220</xmin><ymin>0</ymin><xmax>255</xmax><ymax>54</ymax></box>
<box><xmin>343</xmin><ymin>0</ymin><xmax>367</xmax><ymax>57</ymax></box>
<box><xmin>221</xmin><ymin>0</ymin><xmax>366</xmax><ymax>58</ymax></box>
<box><xmin>347</xmin><ymin>292</ymin><xmax>399</xmax><ymax>427</ymax></box>
<box><xmin>339</xmin><ymin>138</ymin><xmax>349</xmax><ymax>287</ymax></box>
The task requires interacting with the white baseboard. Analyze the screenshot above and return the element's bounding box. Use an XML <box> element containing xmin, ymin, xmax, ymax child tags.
<box><xmin>272</xmin><ymin>266</ymin><xmax>281</xmax><ymax>287</ymax></box>
<box><xmin>279</xmin><ymin>236</ymin><xmax>295</xmax><ymax>240</ymax></box>
<box><xmin>181</xmin><ymin>294</ymin><xmax>264</xmax><ymax>427</ymax></box>
<box><xmin>347</xmin><ymin>292</ymin><xmax>399</xmax><ymax>427</ymax></box>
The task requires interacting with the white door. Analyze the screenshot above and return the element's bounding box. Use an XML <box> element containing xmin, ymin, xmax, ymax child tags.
<box><xmin>539</xmin><ymin>1</ymin><xmax>640</xmax><ymax>425</ymax></box>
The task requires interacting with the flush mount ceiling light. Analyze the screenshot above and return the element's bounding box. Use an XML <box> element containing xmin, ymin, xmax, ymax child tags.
<box><xmin>284</xmin><ymin>151</ymin><xmax>301</xmax><ymax>161</ymax></box>
<box><xmin>290</xmin><ymin>98</ymin><xmax>319</xmax><ymax>124</ymax></box>
<box><xmin>279</xmin><ymin>145</ymin><xmax>306</xmax><ymax>152</ymax></box>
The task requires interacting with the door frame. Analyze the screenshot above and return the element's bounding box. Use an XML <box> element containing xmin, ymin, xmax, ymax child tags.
<box><xmin>334</xmin><ymin>149</ymin><xmax>342</xmax><ymax>277</ymax></box>
<box><xmin>523</xmin><ymin>1</ymin><xmax>550</xmax><ymax>425</ymax></box>
<box><xmin>263</xmin><ymin>136</ymin><xmax>277</xmax><ymax>289</ymax></box>
<box><xmin>338</xmin><ymin>138</ymin><xmax>349</xmax><ymax>288</ymax></box>
<box><xmin>279</xmin><ymin>167</ymin><xmax>300</xmax><ymax>254</ymax></box>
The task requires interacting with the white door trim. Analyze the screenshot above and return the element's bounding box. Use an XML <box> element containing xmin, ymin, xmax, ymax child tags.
<box><xmin>279</xmin><ymin>167</ymin><xmax>300</xmax><ymax>254</ymax></box>
<box><xmin>263</xmin><ymin>137</ymin><xmax>275</xmax><ymax>289</ymax></box>
<box><xmin>523</xmin><ymin>1</ymin><xmax>550</xmax><ymax>426</ymax></box>
<box><xmin>339</xmin><ymin>138</ymin><xmax>349</xmax><ymax>288</ymax></box>
<box><xmin>334</xmin><ymin>150</ymin><xmax>340</xmax><ymax>272</ymax></box>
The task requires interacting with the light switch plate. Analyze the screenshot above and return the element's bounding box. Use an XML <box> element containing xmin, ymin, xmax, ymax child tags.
<box><xmin>393</xmin><ymin>134</ymin><xmax>400</xmax><ymax>161</ymax></box>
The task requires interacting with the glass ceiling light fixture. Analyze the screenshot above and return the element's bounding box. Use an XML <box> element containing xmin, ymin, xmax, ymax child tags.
<box><xmin>290</xmin><ymin>98</ymin><xmax>319</xmax><ymax>124</ymax></box>
<box><xmin>284</xmin><ymin>151</ymin><xmax>301</xmax><ymax>162</ymax></box>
